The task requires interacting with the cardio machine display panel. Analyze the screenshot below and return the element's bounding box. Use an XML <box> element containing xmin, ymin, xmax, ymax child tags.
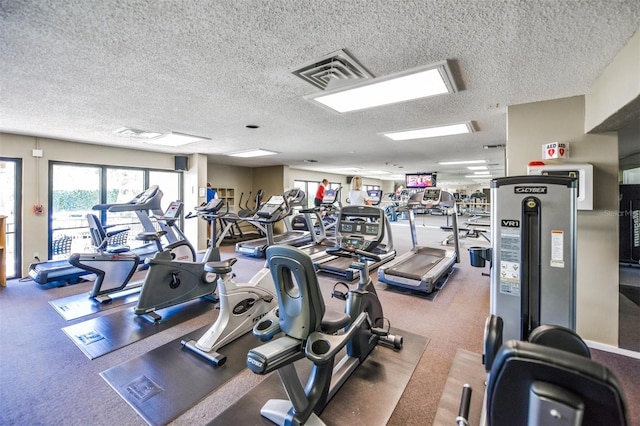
<box><xmin>367</xmin><ymin>190</ymin><xmax>382</xmax><ymax>205</ymax></box>
<box><xmin>339</xmin><ymin>221</ymin><xmax>379</xmax><ymax>236</ymax></box>
<box><xmin>423</xmin><ymin>189</ymin><xmax>441</xmax><ymax>203</ymax></box>
<box><xmin>322</xmin><ymin>189</ymin><xmax>337</xmax><ymax>203</ymax></box>
<box><xmin>162</xmin><ymin>201</ymin><xmax>183</xmax><ymax>219</ymax></box>
<box><xmin>340</xmin><ymin>222</ymin><xmax>355</xmax><ymax>233</ymax></box>
<box><xmin>364</xmin><ymin>223</ymin><xmax>379</xmax><ymax>235</ymax></box>
<box><xmin>343</xmin><ymin>236</ymin><xmax>365</xmax><ymax>250</ymax></box>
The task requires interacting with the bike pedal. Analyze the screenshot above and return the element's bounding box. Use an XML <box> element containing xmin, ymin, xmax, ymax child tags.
<box><xmin>371</xmin><ymin>327</ymin><xmax>389</xmax><ymax>337</ymax></box>
<box><xmin>331</xmin><ymin>290</ymin><xmax>347</xmax><ymax>301</ymax></box>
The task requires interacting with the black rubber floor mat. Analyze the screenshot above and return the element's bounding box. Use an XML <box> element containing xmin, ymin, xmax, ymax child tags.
<box><xmin>620</xmin><ymin>285</ymin><xmax>640</xmax><ymax>306</ymax></box>
<box><xmin>61</xmin><ymin>298</ymin><xmax>215</xmax><ymax>359</ymax></box>
<box><xmin>208</xmin><ymin>328</ymin><xmax>429</xmax><ymax>426</ymax></box>
<box><xmin>49</xmin><ymin>286</ymin><xmax>140</xmax><ymax>321</ymax></box>
<box><xmin>101</xmin><ymin>325</ymin><xmax>258</xmax><ymax>426</ymax></box>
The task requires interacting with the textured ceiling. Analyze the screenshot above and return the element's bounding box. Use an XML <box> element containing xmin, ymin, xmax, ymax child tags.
<box><xmin>1</xmin><ymin>0</ymin><xmax>639</xmax><ymax>185</ymax></box>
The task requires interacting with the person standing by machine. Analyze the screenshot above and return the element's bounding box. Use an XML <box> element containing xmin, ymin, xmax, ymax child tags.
<box><xmin>348</xmin><ymin>176</ymin><xmax>371</xmax><ymax>206</ymax></box>
<box><xmin>314</xmin><ymin>179</ymin><xmax>328</xmax><ymax>207</ymax></box>
<box><xmin>206</xmin><ymin>183</ymin><xmax>219</xmax><ymax>245</ymax></box>
<box><xmin>206</xmin><ymin>183</ymin><xmax>218</xmax><ymax>202</ymax></box>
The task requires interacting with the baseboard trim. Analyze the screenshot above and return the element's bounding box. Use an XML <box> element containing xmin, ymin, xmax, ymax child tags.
<box><xmin>585</xmin><ymin>340</ymin><xmax>640</xmax><ymax>360</ymax></box>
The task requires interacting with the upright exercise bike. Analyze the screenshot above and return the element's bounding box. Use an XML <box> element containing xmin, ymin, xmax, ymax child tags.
<box><xmin>133</xmin><ymin>198</ymin><xmax>227</xmax><ymax>322</ymax></box>
<box><xmin>181</xmin><ymin>190</ymin><xmax>303</xmax><ymax>365</ymax></box>
<box><xmin>247</xmin><ymin>239</ymin><xmax>402</xmax><ymax>426</ymax></box>
<box><xmin>68</xmin><ymin>200</ymin><xmax>196</xmax><ymax>304</ymax></box>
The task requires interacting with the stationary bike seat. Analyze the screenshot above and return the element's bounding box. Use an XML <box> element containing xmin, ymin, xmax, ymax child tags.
<box><xmin>320</xmin><ymin>308</ymin><xmax>351</xmax><ymax>334</ymax></box>
<box><xmin>204</xmin><ymin>258</ymin><xmax>238</xmax><ymax>275</ymax></box>
<box><xmin>105</xmin><ymin>245</ymin><xmax>131</xmax><ymax>254</ymax></box>
<box><xmin>136</xmin><ymin>231</ymin><xmax>167</xmax><ymax>242</ymax></box>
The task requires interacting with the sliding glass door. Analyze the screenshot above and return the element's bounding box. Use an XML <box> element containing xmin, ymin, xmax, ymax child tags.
<box><xmin>50</xmin><ymin>164</ymin><xmax>101</xmax><ymax>257</ymax></box>
<box><xmin>49</xmin><ymin>162</ymin><xmax>182</xmax><ymax>259</ymax></box>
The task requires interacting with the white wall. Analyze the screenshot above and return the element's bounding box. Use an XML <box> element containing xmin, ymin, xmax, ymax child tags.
<box><xmin>585</xmin><ymin>29</ymin><xmax>640</xmax><ymax>133</ymax></box>
<box><xmin>507</xmin><ymin>96</ymin><xmax>620</xmax><ymax>345</ymax></box>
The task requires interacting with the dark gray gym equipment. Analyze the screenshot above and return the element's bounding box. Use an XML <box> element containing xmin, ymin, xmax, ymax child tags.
<box><xmin>235</xmin><ymin>189</ymin><xmax>314</xmax><ymax>258</ymax></box>
<box><xmin>246</xmin><ymin>244</ymin><xmax>402</xmax><ymax>425</ymax></box>
<box><xmin>378</xmin><ymin>188</ymin><xmax>460</xmax><ymax>294</ymax></box>
<box><xmin>209</xmin><ymin>327</ymin><xmax>427</xmax><ymax>426</ymax></box>
<box><xmin>490</xmin><ymin>175</ymin><xmax>577</xmax><ymax>342</ymax></box>
<box><xmin>313</xmin><ymin>204</ymin><xmax>396</xmax><ymax>281</ymax></box>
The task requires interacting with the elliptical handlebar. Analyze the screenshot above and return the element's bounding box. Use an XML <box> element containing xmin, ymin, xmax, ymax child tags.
<box><xmin>250</xmin><ymin>188</ymin><xmax>303</xmax><ymax>224</ymax></box>
<box><xmin>192</xmin><ymin>198</ymin><xmax>231</xmax><ymax>221</ymax></box>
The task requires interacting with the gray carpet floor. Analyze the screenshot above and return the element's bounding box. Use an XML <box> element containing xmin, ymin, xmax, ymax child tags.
<box><xmin>0</xmin><ymin>215</ymin><xmax>638</xmax><ymax>425</ymax></box>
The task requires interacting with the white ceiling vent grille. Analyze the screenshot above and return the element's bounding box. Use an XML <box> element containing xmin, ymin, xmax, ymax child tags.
<box><xmin>114</xmin><ymin>127</ymin><xmax>162</xmax><ymax>139</ymax></box>
<box><xmin>292</xmin><ymin>49</ymin><xmax>373</xmax><ymax>90</ymax></box>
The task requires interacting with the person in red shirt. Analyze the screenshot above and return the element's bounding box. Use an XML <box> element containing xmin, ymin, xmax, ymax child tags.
<box><xmin>314</xmin><ymin>179</ymin><xmax>328</xmax><ymax>207</ymax></box>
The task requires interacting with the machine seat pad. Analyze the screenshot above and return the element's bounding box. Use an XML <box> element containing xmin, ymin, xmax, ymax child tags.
<box><xmin>320</xmin><ymin>308</ymin><xmax>351</xmax><ymax>334</ymax></box>
<box><xmin>136</xmin><ymin>231</ymin><xmax>166</xmax><ymax>241</ymax></box>
<box><xmin>488</xmin><ymin>340</ymin><xmax>628</xmax><ymax>426</ymax></box>
<box><xmin>105</xmin><ymin>245</ymin><xmax>131</xmax><ymax>254</ymax></box>
<box><xmin>204</xmin><ymin>258</ymin><xmax>238</xmax><ymax>275</ymax></box>
<box><xmin>528</xmin><ymin>324</ymin><xmax>591</xmax><ymax>358</ymax></box>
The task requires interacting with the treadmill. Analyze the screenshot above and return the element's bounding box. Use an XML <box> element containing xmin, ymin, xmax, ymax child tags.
<box><xmin>314</xmin><ymin>204</ymin><xmax>396</xmax><ymax>281</ymax></box>
<box><xmin>319</xmin><ymin>186</ymin><xmax>343</xmax><ymax>237</ymax></box>
<box><xmin>377</xmin><ymin>188</ymin><xmax>460</xmax><ymax>294</ymax></box>
<box><xmin>28</xmin><ymin>186</ymin><xmax>169</xmax><ymax>285</ymax></box>
<box><xmin>235</xmin><ymin>189</ymin><xmax>314</xmax><ymax>258</ymax></box>
<box><xmin>297</xmin><ymin>186</ymin><xmax>343</xmax><ymax>260</ymax></box>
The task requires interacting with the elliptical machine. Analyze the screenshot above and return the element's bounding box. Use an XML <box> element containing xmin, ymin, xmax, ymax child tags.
<box><xmin>246</xmin><ymin>241</ymin><xmax>402</xmax><ymax>426</ymax></box>
<box><xmin>180</xmin><ymin>190</ymin><xmax>303</xmax><ymax>365</ymax></box>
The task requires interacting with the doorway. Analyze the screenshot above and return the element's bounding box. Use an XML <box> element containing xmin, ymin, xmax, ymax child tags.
<box><xmin>0</xmin><ymin>158</ymin><xmax>22</xmax><ymax>279</ymax></box>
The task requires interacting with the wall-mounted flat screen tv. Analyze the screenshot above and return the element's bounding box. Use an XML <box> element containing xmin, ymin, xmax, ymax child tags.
<box><xmin>405</xmin><ymin>172</ymin><xmax>437</xmax><ymax>189</ymax></box>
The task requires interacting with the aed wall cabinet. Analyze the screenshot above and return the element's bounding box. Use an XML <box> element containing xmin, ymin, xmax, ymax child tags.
<box><xmin>527</xmin><ymin>163</ymin><xmax>593</xmax><ymax>210</ymax></box>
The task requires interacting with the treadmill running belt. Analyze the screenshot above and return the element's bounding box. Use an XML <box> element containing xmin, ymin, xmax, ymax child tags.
<box><xmin>242</xmin><ymin>231</ymin><xmax>309</xmax><ymax>248</ymax></box>
<box><xmin>318</xmin><ymin>256</ymin><xmax>354</xmax><ymax>273</ymax></box>
<box><xmin>384</xmin><ymin>248</ymin><xmax>446</xmax><ymax>281</ymax></box>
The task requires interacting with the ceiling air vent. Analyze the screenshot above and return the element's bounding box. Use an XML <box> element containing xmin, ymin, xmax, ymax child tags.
<box><xmin>114</xmin><ymin>127</ymin><xmax>162</xmax><ymax>139</ymax></box>
<box><xmin>291</xmin><ymin>49</ymin><xmax>373</xmax><ymax>90</ymax></box>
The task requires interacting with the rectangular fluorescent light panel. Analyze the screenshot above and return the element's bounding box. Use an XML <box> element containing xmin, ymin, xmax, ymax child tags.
<box><xmin>328</xmin><ymin>167</ymin><xmax>363</xmax><ymax>172</ymax></box>
<box><xmin>227</xmin><ymin>149</ymin><xmax>278</xmax><ymax>158</ymax></box>
<box><xmin>306</xmin><ymin>61</ymin><xmax>456</xmax><ymax>113</ymax></box>
<box><xmin>439</xmin><ymin>160</ymin><xmax>486</xmax><ymax>165</ymax></box>
<box><xmin>474</xmin><ymin>171</ymin><xmax>491</xmax><ymax>175</ymax></box>
<box><xmin>383</xmin><ymin>122</ymin><xmax>472</xmax><ymax>141</ymax></box>
<box><xmin>465</xmin><ymin>175</ymin><xmax>492</xmax><ymax>178</ymax></box>
<box><xmin>361</xmin><ymin>170</ymin><xmax>390</xmax><ymax>175</ymax></box>
<box><xmin>467</xmin><ymin>166</ymin><xmax>488</xmax><ymax>170</ymax></box>
<box><xmin>147</xmin><ymin>132</ymin><xmax>208</xmax><ymax>147</ymax></box>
